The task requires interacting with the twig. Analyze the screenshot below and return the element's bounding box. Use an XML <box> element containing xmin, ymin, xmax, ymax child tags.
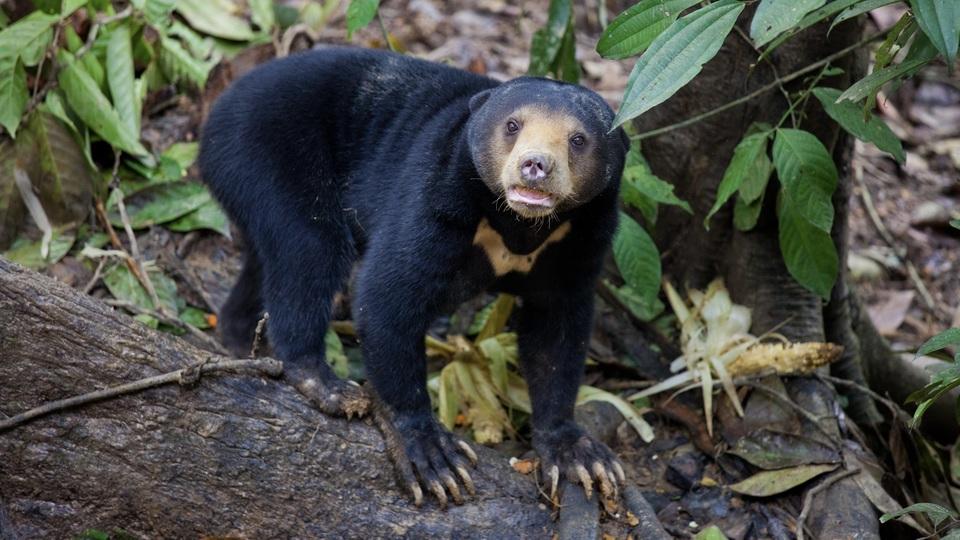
<box><xmin>732</xmin><ymin>26</ymin><xmax>797</xmax><ymax>126</ymax></box>
<box><xmin>816</xmin><ymin>374</ymin><xmax>912</xmax><ymax>425</ymax></box>
<box><xmin>108</xmin><ymin>151</ymin><xmax>167</xmax><ymax>317</ymax></box>
<box><xmin>738</xmin><ymin>380</ymin><xmax>837</xmax><ymax>442</ymax></box>
<box><xmin>377</xmin><ymin>11</ymin><xmax>396</xmax><ymax>52</ymax></box>
<box><xmin>250</xmin><ymin>312</ymin><xmax>270</xmax><ymax>358</ymax></box>
<box><xmin>853</xmin><ymin>153</ymin><xmax>941</xmax><ymax>314</ymax></box>
<box><xmin>0</xmin><ymin>357</ymin><xmax>282</xmax><ymax>433</ymax></box>
<box><xmin>32</xmin><ymin>22</ymin><xmax>63</xmax><ymax>99</ymax></box>
<box><xmin>82</xmin><ymin>257</ymin><xmax>107</xmax><ymax>294</ymax></box>
<box><xmin>796</xmin><ymin>467</ymin><xmax>860</xmax><ymax>540</ymax></box>
<box><xmin>106</xmin><ymin>299</ymin><xmax>230</xmax><ymax>356</ymax></box>
<box><xmin>632</xmin><ymin>31</ymin><xmax>885</xmax><ymax>141</ymax></box>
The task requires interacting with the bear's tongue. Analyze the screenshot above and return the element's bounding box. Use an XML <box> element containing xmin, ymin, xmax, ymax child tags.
<box><xmin>509</xmin><ymin>186</ymin><xmax>553</xmax><ymax>206</ymax></box>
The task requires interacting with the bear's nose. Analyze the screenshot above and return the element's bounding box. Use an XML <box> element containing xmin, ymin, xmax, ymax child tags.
<box><xmin>520</xmin><ymin>153</ymin><xmax>554</xmax><ymax>183</ymax></box>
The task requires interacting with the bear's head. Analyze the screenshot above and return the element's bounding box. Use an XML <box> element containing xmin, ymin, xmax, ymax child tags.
<box><xmin>467</xmin><ymin>78</ymin><xmax>629</xmax><ymax>219</ymax></box>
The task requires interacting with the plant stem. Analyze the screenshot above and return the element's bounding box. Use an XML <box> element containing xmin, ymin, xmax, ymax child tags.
<box><xmin>632</xmin><ymin>31</ymin><xmax>885</xmax><ymax>141</ymax></box>
<box><xmin>377</xmin><ymin>11</ymin><xmax>396</xmax><ymax>52</ymax></box>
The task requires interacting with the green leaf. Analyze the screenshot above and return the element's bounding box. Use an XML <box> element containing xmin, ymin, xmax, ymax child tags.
<box><xmin>108</xmin><ymin>180</ymin><xmax>212</xmax><ymax>229</ymax></box>
<box><xmin>158</xmin><ymin>34</ymin><xmax>214</xmax><ymax>87</ymax></box>
<box><xmin>838</xmin><ymin>45</ymin><xmax>939</xmax><ymax>103</ymax></box>
<box><xmin>623</xmin><ymin>164</ymin><xmax>691</xmax><ymax>213</ymax></box>
<box><xmin>57</xmin><ymin>50</ymin><xmax>153</xmax><ymax>162</ymax></box>
<box><xmin>777</xmin><ymin>191</ymin><xmax>839</xmax><ymax>299</ymax></box>
<box><xmin>917</xmin><ymin>328</ymin><xmax>960</xmax><ymax>356</ymax></box>
<box><xmin>166</xmin><ymin>199</ymin><xmax>230</xmax><ymax>236</ymax></box>
<box><xmin>693</xmin><ymin>525</ymin><xmax>729</xmax><ymax>540</ymax></box>
<box><xmin>613</xmin><ymin>0</ymin><xmax>744</xmax><ymax>127</ymax></box>
<box><xmin>762</xmin><ymin>0</ymin><xmax>864</xmax><ymax>55</ymax></box>
<box><xmin>175</xmin><ymin>0</ymin><xmax>255</xmax><ymax>41</ymax></box>
<box><xmin>528</xmin><ymin>0</ymin><xmax>572</xmax><ymax>76</ymax></box>
<box><xmin>107</xmin><ymin>24</ymin><xmax>140</xmax><ymax>139</ymax></box>
<box><xmin>161</xmin><ymin>141</ymin><xmax>199</xmax><ymax>171</ymax></box>
<box><xmin>604</xmin><ymin>279</ymin><xmax>664</xmax><ymax>321</ymax></box>
<box><xmin>772</xmin><ymin>128</ymin><xmax>838</xmax><ymax>232</ymax></box>
<box><xmin>733</xmin><ymin>191</ymin><xmax>765</xmax><ymax>231</ymax></box>
<box><xmin>0</xmin><ymin>56</ymin><xmax>27</xmax><ymax>136</ymax></box>
<box><xmin>180</xmin><ymin>306</ymin><xmax>211</xmax><ymax>329</ymax></box>
<box><xmin>16</xmin><ymin>111</ymin><xmax>93</xmax><ymax>225</ymax></box>
<box><xmin>346</xmin><ymin>0</ymin><xmax>381</xmax><ymax>38</ymax></box>
<box><xmin>0</xmin><ymin>140</ymin><xmax>25</xmax><ymax>249</ymax></box>
<box><xmin>950</xmin><ymin>218</ymin><xmax>960</xmax><ymax>230</ymax></box>
<box><xmin>909</xmin><ymin>0</ymin><xmax>959</xmax><ymax>67</ymax></box>
<box><xmin>596</xmin><ymin>0</ymin><xmax>701</xmax><ymax>59</ymax></box>
<box><xmin>3</xmin><ymin>228</ymin><xmax>75</xmax><ymax>269</ymax></box>
<box><xmin>61</xmin><ymin>0</ymin><xmax>87</xmax><ymax>16</ymax></box>
<box><xmin>832</xmin><ymin>0</ymin><xmax>898</xmax><ymax>32</ymax></box>
<box><xmin>40</xmin><ymin>90</ymin><xmax>79</xmax><ymax>134</ymax></box>
<box><xmin>613</xmin><ymin>212</ymin><xmax>662</xmax><ymax>306</ymax></box>
<box><xmin>621</xmin><ymin>181</ymin><xmax>659</xmax><ymax>224</ymax></box>
<box><xmin>140</xmin><ymin>0</ymin><xmax>178</xmax><ymax>28</ymax></box>
<box><xmin>812</xmin><ymin>87</ymin><xmax>905</xmax><ymax>163</ymax></box>
<box><xmin>250</xmin><ymin>0</ymin><xmax>276</xmax><ymax>31</ymax></box>
<box><xmin>880</xmin><ymin>502</ymin><xmax>958</xmax><ymax>527</ymax></box>
<box><xmin>325</xmin><ymin>328</ymin><xmax>349</xmax><ymax>378</ymax></box>
<box><xmin>750</xmin><ymin>0</ymin><xmax>826</xmax><ymax>47</ymax></box>
<box><xmin>705</xmin><ymin>131</ymin><xmax>771</xmax><ymax>227</ymax></box>
<box><xmin>102</xmin><ymin>262</ymin><xmax>180</xmax><ymax>314</ymax></box>
<box><xmin>729</xmin><ymin>463</ymin><xmax>837</xmax><ymax>497</ymax></box>
<box><xmin>19</xmin><ymin>26</ymin><xmax>53</xmax><ymax>67</ymax></box>
<box><xmin>0</xmin><ymin>11</ymin><xmax>59</xmax><ymax>61</ymax></box>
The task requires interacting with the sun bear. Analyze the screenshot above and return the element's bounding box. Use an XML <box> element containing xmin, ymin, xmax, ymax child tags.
<box><xmin>199</xmin><ymin>46</ymin><xmax>629</xmax><ymax>507</ymax></box>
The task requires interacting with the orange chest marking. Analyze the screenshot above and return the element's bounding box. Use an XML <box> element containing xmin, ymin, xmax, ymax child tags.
<box><xmin>472</xmin><ymin>218</ymin><xmax>571</xmax><ymax>276</ymax></box>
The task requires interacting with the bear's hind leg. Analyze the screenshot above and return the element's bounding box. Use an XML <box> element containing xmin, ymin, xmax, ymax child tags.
<box><xmin>219</xmin><ymin>251</ymin><xmax>265</xmax><ymax>357</ymax></box>
<box><xmin>258</xmin><ymin>214</ymin><xmax>369</xmax><ymax>419</ymax></box>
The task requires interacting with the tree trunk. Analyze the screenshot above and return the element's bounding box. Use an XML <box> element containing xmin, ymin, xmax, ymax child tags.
<box><xmin>0</xmin><ymin>259</ymin><xmax>555</xmax><ymax>539</ymax></box>
<box><xmin>634</xmin><ymin>12</ymin><xmax>885</xmax><ymax>539</ymax></box>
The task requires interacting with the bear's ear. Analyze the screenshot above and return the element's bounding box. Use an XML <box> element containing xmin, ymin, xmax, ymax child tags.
<box><xmin>469</xmin><ymin>89</ymin><xmax>493</xmax><ymax>113</ymax></box>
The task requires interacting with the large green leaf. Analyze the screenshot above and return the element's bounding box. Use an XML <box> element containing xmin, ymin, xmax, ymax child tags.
<box><xmin>134</xmin><ymin>0</ymin><xmax>178</xmax><ymax>28</ymax></box>
<box><xmin>57</xmin><ymin>50</ymin><xmax>153</xmax><ymax>162</ymax></box>
<box><xmin>0</xmin><ymin>56</ymin><xmax>27</xmax><ymax>136</ymax></box>
<box><xmin>622</xmin><ymin>164</ymin><xmax>691</xmax><ymax>213</ymax></box>
<box><xmin>3</xmin><ymin>228</ymin><xmax>75</xmax><ymax>269</ymax></box>
<box><xmin>158</xmin><ymin>34</ymin><xmax>213</xmax><ymax>87</ymax></box>
<box><xmin>772</xmin><ymin>128</ymin><xmax>837</xmax><ymax>233</ymax></box>
<box><xmin>838</xmin><ymin>40</ymin><xmax>939</xmax><ymax>103</ymax></box>
<box><xmin>832</xmin><ymin>0</ymin><xmax>898</xmax><ymax>31</ymax></box>
<box><xmin>733</xmin><ymin>190</ymin><xmax>765</xmax><ymax>231</ymax></box>
<box><xmin>917</xmin><ymin>328</ymin><xmax>960</xmax><ymax>356</ymax></box>
<box><xmin>729</xmin><ymin>463</ymin><xmax>837</xmax><ymax>496</ymax></box>
<box><xmin>762</xmin><ymin>0</ymin><xmax>863</xmax><ymax>55</ymax></box>
<box><xmin>812</xmin><ymin>87</ymin><xmax>905</xmax><ymax>163</ymax></box>
<box><xmin>750</xmin><ymin>0</ymin><xmax>825</xmax><ymax>47</ymax></box>
<box><xmin>778</xmin><ymin>191</ymin><xmax>838</xmax><ymax>299</ymax></box>
<box><xmin>613</xmin><ymin>0</ymin><xmax>744</xmax><ymax>127</ymax></box>
<box><xmin>596</xmin><ymin>0</ymin><xmax>701</xmax><ymax>59</ymax></box>
<box><xmin>15</xmin><ymin>111</ymin><xmax>93</xmax><ymax>225</ymax></box>
<box><xmin>249</xmin><ymin>0</ymin><xmax>275</xmax><ymax>31</ymax></box>
<box><xmin>909</xmin><ymin>0</ymin><xmax>959</xmax><ymax>67</ymax></box>
<box><xmin>528</xmin><ymin>0</ymin><xmax>572</xmax><ymax>76</ymax></box>
<box><xmin>102</xmin><ymin>262</ymin><xmax>180</xmax><ymax>314</ymax></box>
<box><xmin>108</xmin><ymin>180</ymin><xmax>212</xmax><ymax>229</ymax></box>
<box><xmin>705</xmin><ymin>130</ymin><xmax>771</xmax><ymax>227</ymax></box>
<box><xmin>107</xmin><ymin>24</ymin><xmax>140</xmax><ymax>139</ymax></box>
<box><xmin>613</xmin><ymin>212</ymin><xmax>661</xmax><ymax>306</ymax></box>
<box><xmin>881</xmin><ymin>502</ymin><xmax>958</xmax><ymax>528</ymax></box>
<box><xmin>604</xmin><ymin>279</ymin><xmax>664</xmax><ymax>321</ymax></box>
<box><xmin>346</xmin><ymin>0</ymin><xmax>381</xmax><ymax>38</ymax></box>
<box><xmin>175</xmin><ymin>0</ymin><xmax>255</xmax><ymax>41</ymax></box>
<box><xmin>0</xmin><ymin>11</ymin><xmax>59</xmax><ymax>60</ymax></box>
<box><xmin>166</xmin><ymin>199</ymin><xmax>230</xmax><ymax>236</ymax></box>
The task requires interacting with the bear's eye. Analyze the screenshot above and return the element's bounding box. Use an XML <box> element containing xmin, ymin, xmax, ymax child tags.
<box><xmin>506</xmin><ymin>120</ymin><xmax>520</xmax><ymax>134</ymax></box>
<box><xmin>570</xmin><ymin>134</ymin><xmax>586</xmax><ymax>147</ymax></box>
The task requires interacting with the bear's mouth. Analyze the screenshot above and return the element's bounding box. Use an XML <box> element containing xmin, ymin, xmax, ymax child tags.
<box><xmin>506</xmin><ymin>186</ymin><xmax>556</xmax><ymax>208</ymax></box>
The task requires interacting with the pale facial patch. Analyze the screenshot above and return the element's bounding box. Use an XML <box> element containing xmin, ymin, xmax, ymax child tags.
<box><xmin>487</xmin><ymin>106</ymin><xmax>592</xmax><ymax>219</ymax></box>
<box><xmin>473</xmin><ymin>218</ymin><xmax>571</xmax><ymax>276</ymax></box>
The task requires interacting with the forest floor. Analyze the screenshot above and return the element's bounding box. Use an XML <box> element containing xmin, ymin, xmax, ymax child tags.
<box><xmin>8</xmin><ymin>0</ymin><xmax>958</xmax><ymax>537</ymax></box>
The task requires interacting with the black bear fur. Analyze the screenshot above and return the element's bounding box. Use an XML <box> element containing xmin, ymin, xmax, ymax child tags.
<box><xmin>200</xmin><ymin>46</ymin><xmax>629</xmax><ymax>506</ymax></box>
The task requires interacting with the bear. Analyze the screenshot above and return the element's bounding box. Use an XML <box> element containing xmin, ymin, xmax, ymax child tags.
<box><xmin>199</xmin><ymin>46</ymin><xmax>629</xmax><ymax>507</ymax></box>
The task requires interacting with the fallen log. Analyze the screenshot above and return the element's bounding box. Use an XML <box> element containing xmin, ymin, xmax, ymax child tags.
<box><xmin>0</xmin><ymin>258</ymin><xmax>558</xmax><ymax>538</ymax></box>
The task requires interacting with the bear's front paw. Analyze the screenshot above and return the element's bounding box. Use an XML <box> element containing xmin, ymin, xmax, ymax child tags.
<box><xmin>373</xmin><ymin>408</ymin><xmax>478</xmax><ymax>508</ymax></box>
<box><xmin>534</xmin><ymin>421</ymin><xmax>625</xmax><ymax>502</ymax></box>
